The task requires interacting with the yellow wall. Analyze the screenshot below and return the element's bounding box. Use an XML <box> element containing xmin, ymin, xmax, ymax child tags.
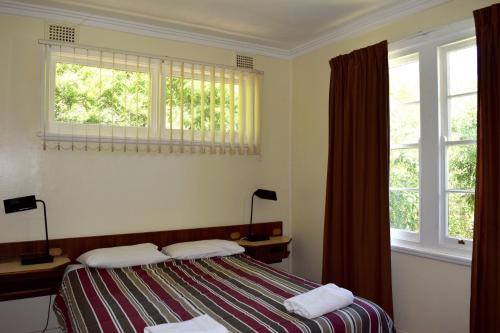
<box><xmin>0</xmin><ymin>13</ymin><xmax>291</xmax><ymax>243</ymax></box>
<box><xmin>291</xmin><ymin>1</ymin><xmax>495</xmax><ymax>332</ymax></box>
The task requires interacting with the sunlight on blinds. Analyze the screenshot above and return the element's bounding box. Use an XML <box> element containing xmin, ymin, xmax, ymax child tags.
<box><xmin>40</xmin><ymin>40</ymin><xmax>263</xmax><ymax>155</ymax></box>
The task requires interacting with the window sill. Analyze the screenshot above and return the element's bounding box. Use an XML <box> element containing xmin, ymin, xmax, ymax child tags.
<box><xmin>391</xmin><ymin>241</ymin><xmax>471</xmax><ymax>266</ymax></box>
<box><xmin>38</xmin><ymin>132</ymin><xmax>256</xmax><ymax>153</ymax></box>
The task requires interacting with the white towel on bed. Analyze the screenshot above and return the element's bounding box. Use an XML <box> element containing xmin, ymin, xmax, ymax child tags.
<box><xmin>143</xmin><ymin>315</ymin><xmax>228</xmax><ymax>333</ymax></box>
<box><xmin>284</xmin><ymin>283</ymin><xmax>354</xmax><ymax>319</ymax></box>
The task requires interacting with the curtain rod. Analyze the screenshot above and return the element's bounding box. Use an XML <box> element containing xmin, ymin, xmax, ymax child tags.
<box><xmin>38</xmin><ymin>39</ymin><xmax>264</xmax><ymax>75</ymax></box>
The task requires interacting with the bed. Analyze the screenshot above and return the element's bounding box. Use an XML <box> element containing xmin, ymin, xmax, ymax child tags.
<box><xmin>54</xmin><ymin>254</ymin><xmax>394</xmax><ymax>333</ymax></box>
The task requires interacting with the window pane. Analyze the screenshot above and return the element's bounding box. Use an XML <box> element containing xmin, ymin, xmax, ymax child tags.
<box><xmin>165</xmin><ymin>77</ymin><xmax>239</xmax><ymax>131</ymax></box>
<box><xmin>390</xmin><ymin>190</ymin><xmax>419</xmax><ymax>232</ymax></box>
<box><xmin>447</xmin><ymin>144</ymin><xmax>477</xmax><ymax>190</ymax></box>
<box><xmin>55</xmin><ymin>63</ymin><xmax>150</xmax><ymax>127</ymax></box>
<box><xmin>390</xmin><ymin>100</ymin><xmax>420</xmax><ymax>144</ymax></box>
<box><xmin>448</xmin><ymin>192</ymin><xmax>474</xmax><ymax>240</ymax></box>
<box><xmin>390</xmin><ymin>148</ymin><xmax>419</xmax><ymax>188</ymax></box>
<box><xmin>448</xmin><ymin>45</ymin><xmax>477</xmax><ymax>96</ymax></box>
<box><xmin>449</xmin><ymin>94</ymin><xmax>477</xmax><ymax>141</ymax></box>
<box><xmin>165</xmin><ymin>77</ymin><xmax>204</xmax><ymax>130</ymax></box>
<box><xmin>390</xmin><ymin>57</ymin><xmax>420</xmax><ymax>104</ymax></box>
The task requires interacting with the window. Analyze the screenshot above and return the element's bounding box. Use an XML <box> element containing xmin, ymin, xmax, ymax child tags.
<box><xmin>389</xmin><ymin>54</ymin><xmax>420</xmax><ymax>242</ymax></box>
<box><xmin>389</xmin><ymin>23</ymin><xmax>476</xmax><ymax>263</ymax></box>
<box><xmin>163</xmin><ymin>64</ymin><xmax>243</xmax><ymax>148</ymax></box>
<box><xmin>49</xmin><ymin>50</ymin><xmax>158</xmax><ymax>140</ymax></box>
<box><xmin>42</xmin><ymin>43</ymin><xmax>262</xmax><ymax>154</ymax></box>
<box><xmin>55</xmin><ymin>64</ymin><xmax>151</xmax><ymax>127</ymax></box>
<box><xmin>439</xmin><ymin>39</ymin><xmax>477</xmax><ymax>245</ymax></box>
<box><xmin>165</xmin><ymin>70</ymin><xmax>240</xmax><ymax>132</ymax></box>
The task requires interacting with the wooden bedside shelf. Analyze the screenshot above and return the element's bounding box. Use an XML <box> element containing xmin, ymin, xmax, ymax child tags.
<box><xmin>239</xmin><ymin>236</ymin><xmax>291</xmax><ymax>264</ymax></box>
<box><xmin>0</xmin><ymin>256</ymin><xmax>70</xmax><ymax>301</ymax></box>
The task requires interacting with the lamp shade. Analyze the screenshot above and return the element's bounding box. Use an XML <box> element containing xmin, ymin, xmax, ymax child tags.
<box><xmin>253</xmin><ymin>189</ymin><xmax>277</xmax><ymax>201</ymax></box>
<box><xmin>4</xmin><ymin>195</ymin><xmax>37</xmax><ymax>214</ymax></box>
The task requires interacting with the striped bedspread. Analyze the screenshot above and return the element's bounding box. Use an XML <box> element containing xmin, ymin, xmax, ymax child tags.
<box><xmin>54</xmin><ymin>255</ymin><xmax>394</xmax><ymax>333</ymax></box>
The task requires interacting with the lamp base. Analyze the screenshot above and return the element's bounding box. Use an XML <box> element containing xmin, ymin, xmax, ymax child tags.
<box><xmin>21</xmin><ymin>254</ymin><xmax>54</xmax><ymax>265</ymax></box>
<box><xmin>246</xmin><ymin>234</ymin><xmax>270</xmax><ymax>242</ymax></box>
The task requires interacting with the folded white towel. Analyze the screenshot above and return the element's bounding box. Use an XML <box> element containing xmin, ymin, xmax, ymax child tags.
<box><xmin>284</xmin><ymin>283</ymin><xmax>354</xmax><ymax>319</ymax></box>
<box><xmin>144</xmin><ymin>315</ymin><xmax>228</xmax><ymax>333</ymax></box>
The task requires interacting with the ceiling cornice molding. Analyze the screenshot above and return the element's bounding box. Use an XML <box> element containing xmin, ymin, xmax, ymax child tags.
<box><xmin>0</xmin><ymin>0</ymin><xmax>293</xmax><ymax>59</ymax></box>
<box><xmin>0</xmin><ymin>0</ymin><xmax>451</xmax><ymax>60</ymax></box>
<box><xmin>289</xmin><ymin>0</ymin><xmax>452</xmax><ymax>57</ymax></box>
<box><xmin>389</xmin><ymin>18</ymin><xmax>474</xmax><ymax>55</ymax></box>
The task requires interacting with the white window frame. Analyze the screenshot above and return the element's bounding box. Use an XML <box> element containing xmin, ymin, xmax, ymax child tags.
<box><xmin>389</xmin><ymin>19</ymin><xmax>475</xmax><ymax>265</ymax></box>
<box><xmin>438</xmin><ymin>37</ymin><xmax>476</xmax><ymax>250</ymax></box>
<box><xmin>160</xmin><ymin>64</ymin><xmax>243</xmax><ymax>143</ymax></box>
<box><xmin>389</xmin><ymin>52</ymin><xmax>421</xmax><ymax>244</ymax></box>
<box><xmin>41</xmin><ymin>42</ymin><xmax>262</xmax><ymax>154</ymax></box>
<box><xmin>47</xmin><ymin>48</ymin><xmax>160</xmax><ymax>140</ymax></box>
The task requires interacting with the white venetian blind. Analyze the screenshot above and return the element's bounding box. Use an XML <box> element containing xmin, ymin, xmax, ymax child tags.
<box><xmin>40</xmin><ymin>40</ymin><xmax>263</xmax><ymax>154</ymax></box>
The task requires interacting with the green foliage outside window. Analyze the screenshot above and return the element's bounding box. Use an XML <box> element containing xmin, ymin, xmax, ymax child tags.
<box><xmin>447</xmin><ymin>143</ymin><xmax>476</xmax><ymax>239</ymax></box>
<box><xmin>389</xmin><ymin>55</ymin><xmax>476</xmax><ymax>240</ymax></box>
<box><xmin>390</xmin><ymin>148</ymin><xmax>419</xmax><ymax>232</ymax></box>
<box><xmin>389</xmin><ymin>58</ymin><xmax>421</xmax><ymax>233</ymax></box>
<box><xmin>55</xmin><ymin>63</ymin><xmax>240</xmax><ymax>134</ymax></box>
<box><xmin>390</xmin><ymin>190</ymin><xmax>419</xmax><ymax>232</ymax></box>
<box><xmin>165</xmin><ymin>77</ymin><xmax>239</xmax><ymax>131</ymax></box>
<box><xmin>55</xmin><ymin>63</ymin><xmax>150</xmax><ymax>127</ymax></box>
<box><xmin>448</xmin><ymin>193</ymin><xmax>474</xmax><ymax>239</ymax></box>
<box><xmin>390</xmin><ymin>104</ymin><xmax>476</xmax><ymax>239</ymax></box>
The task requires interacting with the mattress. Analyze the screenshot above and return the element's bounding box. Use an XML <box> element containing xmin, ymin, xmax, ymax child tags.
<box><xmin>54</xmin><ymin>254</ymin><xmax>394</xmax><ymax>333</ymax></box>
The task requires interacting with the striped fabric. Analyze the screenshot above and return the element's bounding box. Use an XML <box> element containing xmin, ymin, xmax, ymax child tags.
<box><xmin>54</xmin><ymin>255</ymin><xmax>394</xmax><ymax>333</ymax></box>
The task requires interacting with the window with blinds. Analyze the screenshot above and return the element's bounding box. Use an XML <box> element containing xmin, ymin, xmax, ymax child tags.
<box><xmin>40</xmin><ymin>41</ymin><xmax>262</xmax><ymax>154</ymax></box>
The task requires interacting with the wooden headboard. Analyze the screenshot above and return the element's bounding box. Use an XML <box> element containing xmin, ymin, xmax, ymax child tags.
<box><xmin>0</xmin><ymin>221</ymin><xmax>283</xmax><ymax>260</ymax></box>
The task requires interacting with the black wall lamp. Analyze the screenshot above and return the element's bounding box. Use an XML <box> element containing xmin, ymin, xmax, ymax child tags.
<box><xmin>3</xmin><ymin>195</ymin><xmax>53</xmax><ymax>265</ymax></box>
<box><xmin>247</xmin><ymin>189</ymin><xmax>277</xmax><ymax>242</ymax></box>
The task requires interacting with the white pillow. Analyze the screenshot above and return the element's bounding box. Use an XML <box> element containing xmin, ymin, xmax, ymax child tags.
<box><xmin>77</xmin><ymin>243</ymin><xmax>170</xmax><ymax>268</ymax></box>
<box><xmin>162</xmin><ymin>239</ymin><xmax>245</xmax><ymax>259</ymax></box>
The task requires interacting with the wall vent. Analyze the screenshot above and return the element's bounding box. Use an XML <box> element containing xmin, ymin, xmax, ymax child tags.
<box><xmin>236</xmin><ymin>54</ymin><xmax>254</xmax><ymax>70</ymax></box>
<box><xmin>46</xmin><ymin>23</ymin><xmax>78</xmax><ymax>43</ymax></box>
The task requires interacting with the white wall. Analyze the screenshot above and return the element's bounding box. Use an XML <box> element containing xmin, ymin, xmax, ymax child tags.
<box><xmin>291</xmin><ymin>1</ymin><xmax>495</xmax><ymax>332</ymax></box>
<box><xmin>0</xmin><ymin>13</ymin><xmax>291</xmax><ymax>332</ymax></box>
<box><xmin>391</xmin><ymin>253</ymin><xmax>471</xmax><ymax>333</ymax></box>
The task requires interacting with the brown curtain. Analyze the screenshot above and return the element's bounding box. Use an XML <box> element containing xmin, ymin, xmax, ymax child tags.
<box><xmin>470</xmin><ymin>4</ymin><xmax>500</xmax><ymax>332</ymax></box>
<box><xmin>322</xmin><ymin>40</ymin><xmax>393</xmax><ymax>318</ymax></box>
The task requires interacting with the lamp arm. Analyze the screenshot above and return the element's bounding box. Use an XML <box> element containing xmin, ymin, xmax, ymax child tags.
<box><xmin>249</xmin><ymin>193</ymin><xmax>256</xmax><ymax>237</ymax></box>
<box><xmin>36</xmin><ymin>200</ymin><xmax>50</xmax><ymax>255</ymax></box>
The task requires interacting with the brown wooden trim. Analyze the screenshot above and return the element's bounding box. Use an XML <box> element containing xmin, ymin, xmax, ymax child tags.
<box><xmin>0</xmin><ymin>263</ymin><xmax>69</xmax><ymax>301</ymax></box>
<box><xmin>240</xmin><ymin>237</ymin><xmax>291</xmax><ymax>264</ymax></box>
<box><xmin>238</xmin><ymin>236</ymin><xmax>291</xmax><ymax>247</ymax></box>
<box><xmin>0</xmin><ymin>222</ymin><xmax>282</xmax><ymax>261</ymax></box>
<box><xmin>0</xmin><ymin>288</ymin><xmax>57</xmax><ymax>302</ymax></box>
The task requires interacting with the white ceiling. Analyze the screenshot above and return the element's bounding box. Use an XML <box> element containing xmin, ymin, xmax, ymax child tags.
<box><xmin>16</xmin><ymin>0</ymin><xmax>408</xmax><ymax>49</ymax></box>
